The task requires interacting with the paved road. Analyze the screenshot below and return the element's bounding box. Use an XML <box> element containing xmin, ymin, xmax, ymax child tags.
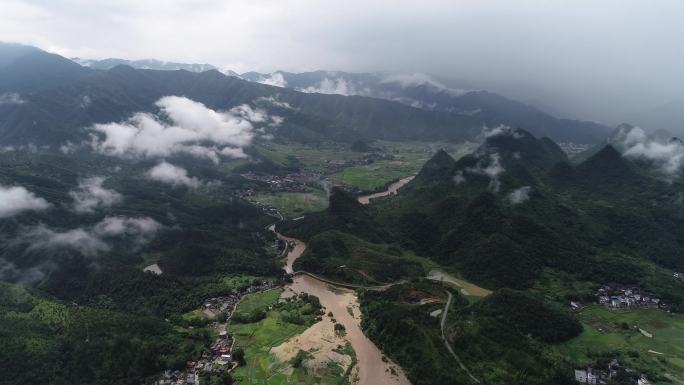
<box><xmin>291</xmin><ymin>270</ymin><xmax>406</xmax><ymax>291</ymax></box>
<box><xmin>440</xmin><ymin>291</ymin><xmax>482</xmax><ymax>385</ymax></box>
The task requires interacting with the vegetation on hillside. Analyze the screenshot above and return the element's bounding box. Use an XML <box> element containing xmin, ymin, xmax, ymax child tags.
<box><xmin>295</xmin><ymin>230</ymin><xmax>425</xmax><ymax>284</ymax></box>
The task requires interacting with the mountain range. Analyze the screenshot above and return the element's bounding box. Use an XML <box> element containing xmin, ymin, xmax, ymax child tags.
<box><xmin>3</xmin><ymin>41</ymin><xmax>683</xmax><ymax>385</ymax></box>
<box><xmin>0</xmin><ymin>43</ymin><xmax>611</xmax><ymax>146</ymax></box>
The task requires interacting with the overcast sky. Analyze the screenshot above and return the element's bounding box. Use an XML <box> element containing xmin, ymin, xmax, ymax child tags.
<box><xmin>1</xmin><ymin>0</ymin><xmax>682</xmax><ymax>125</ymax></box>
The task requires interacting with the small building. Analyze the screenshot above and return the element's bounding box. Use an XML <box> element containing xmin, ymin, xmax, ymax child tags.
<box><xmin>575</xmin><ymin>369</ymin><xmax>588</xmax><ymax>384</ymax></box>
<box><xmin>587</xmin><ymin>371</ymin><xmax>597</xmax><ymax>385</ymax></box>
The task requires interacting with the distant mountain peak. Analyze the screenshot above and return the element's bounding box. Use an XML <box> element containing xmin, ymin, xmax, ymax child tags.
<box><xmin>576</xmin><ymin>144</ymin><xmax>637</xmax><ymax>182</ymax></box>
<box><xmin>404</xmin><ymin>149</ymin><xmax>459</xmax><ymax>191</ymax></box>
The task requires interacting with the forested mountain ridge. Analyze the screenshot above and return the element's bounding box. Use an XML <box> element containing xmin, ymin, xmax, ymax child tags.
<box><xmin>0</xmin><ymin>44</ymin><xmax>486</xmax><ymax>145</ymax></box>
<box><xmin>1</xmin><ymin>44</ymin><xmax>611</xmax><ymax>146</ymax></box>
<box><xmin>242</xmin><ymin>70</ymin><xmax>611</xmax><ymax>143</ymax></box>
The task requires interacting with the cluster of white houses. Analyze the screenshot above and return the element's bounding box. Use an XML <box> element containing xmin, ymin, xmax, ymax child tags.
<box><xmin>674</xmin><ymin>272</ymin><xmax>684</xmax><ymax>283</ymax></box>
<box><xmin>596</xmin><ymin>285</ymin><xmax>662</xmax><ymax>310</ymax></box>
<box><xmin>575</xmin><ymin>360</ymin><xmax>651</xmax><ymax>385</ymax></box>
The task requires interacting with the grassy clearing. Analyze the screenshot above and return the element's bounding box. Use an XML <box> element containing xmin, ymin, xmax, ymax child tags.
<box><xmin>256</xmin><ymin>142</ymin><xmax>366</xmax><ymax>172</ymax></box>
<box><xmin>248</xmin><ymin>189</ymin><xmax>328</xmax><ymax>218</ymax></box>
<box><xmin>333</xmin><ymin>160</ymin><xmax>422</xmax><ymax>191</ymax></box>
<box><xmin>559</xmin><ymin>306</ymin><xmax>684</xmax><ymax>381</ymax></box>
<box><xmin>232</xmin><ymin>289</ymin><xmax>282</xmax><ymax>321</ymax></box>
<box><xmin>333</xmin><ymin>141</ymin><xmax>477</xmax><ymax>191</ymax></box>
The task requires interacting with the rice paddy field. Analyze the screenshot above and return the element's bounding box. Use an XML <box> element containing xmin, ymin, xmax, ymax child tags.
<box><xmin>248</xmin><ymin>190</ymin><xmax>328</xmax><ymax>219</ymax></box>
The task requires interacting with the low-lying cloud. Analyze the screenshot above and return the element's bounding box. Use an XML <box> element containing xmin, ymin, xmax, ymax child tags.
<box><xmin>257</xmin><ymin>72</ymin><xmax>287</xmax><ymax>87</ymax></box>
<box><xmin>381</xmin><ymin>73</ymin><xmax>467</xmax><ymax>96</ymax></box>
<box><xmin>0</xmin><ymin>92</ymin><xmax>25</xmax><ymax>105</ymax></box>
<box><xmin>89</xmin><ymin>96</ymin><xmax>281</xmax><ymax>164</ymax></box>
<box><xmin>506</xmin><ymin>186</ymin><xmax>532</xmax><ymax>204</ymax></box>
<box><xmin>69</xmin><ymin>177</ymin><xmax>123</xmax><ymax>213</ymax></box>
<box><xmin>298</xmin><ymin>78</ymin><xmax>369</xmax><ymax>96</ymax></box>
<box><xmin>482</xmin><ymin>125</ymin><xmax>524</xmax><ymax>139</ymax></box>
<box><xmin>147</xmin><ymin>161</ymin><xmax>200</xmax><ymax>188</ymax></box>
<box><xmin>466</xmin><ymin>153</ymin><xmax>506</xmax><ymax>192</ymax></box>
<box><xmin>22</xmin><ymin>216</ymin><xmax>161</xmax><ymax>257</ymax></box>
<box><xmin>0</xmin><ymin>185</ymin><xmax>51</xmax><ymax>218</ymax></box>
<box><xmin>614</xmin><ymin>125</ymin><xmax>684</xmax><ymax>175</ymax></box>
<box><xmin>255</xmin><ymin>96</ymin><xmax>294</xmax><ymax>110</ymax></box>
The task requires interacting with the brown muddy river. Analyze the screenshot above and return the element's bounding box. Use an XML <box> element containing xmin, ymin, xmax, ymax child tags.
<box><xmin>356</xmin><ymin>176</ymin><xmax>415</xmax><ymax>204</ymax></box>
<box><xmin>270</xmin><ymin>177</ymin><xmax>415</xmax><ymax>385</ymax></box>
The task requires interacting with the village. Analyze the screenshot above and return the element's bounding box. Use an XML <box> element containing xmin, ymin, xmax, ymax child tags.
<box><xmin>154</xmin><ymin>281</ymin><xmax>277</xmax><ymax>385</ymax></box>
<box><xmin>240</xmin><ymin>170</ymin><xmax>323</xmax><ymax>194</ymax></box>
<box><xmin>574</xmin><ymin>359</ymin><xmax>651</xmax><ymax>385</ymax></box>
<box><xmin>595</xmin><ymin>285</ymin><xmax>663</xmax><ymax>310</ymax></box>
<box><xmin>569</xmin><ymin>285</ymin><xmax>664</xmax><ymax>313</ymax></box>
<box><xmin>238</xmin><ymin>150</ymin><xmax>395</xmax><ymax>195</ymax></box>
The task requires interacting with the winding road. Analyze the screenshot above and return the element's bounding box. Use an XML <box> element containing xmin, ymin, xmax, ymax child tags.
<box><xmin>440</xmin><ymin>291</ymin><xmax>482</xmax><ymax>384</ymax></box>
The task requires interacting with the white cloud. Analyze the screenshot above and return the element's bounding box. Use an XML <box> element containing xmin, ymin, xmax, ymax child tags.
<box><xmin>89</xmin><ymin>96</ymin><xmax>278</xmax><ymax>164</ymax></box>
<box><xmin>506</xmin><ymin>186</ymin><xmax>532</xmax><ymax>204</ymax></box>
<box><xmin>615</xmin><ymin>125</ymin><xmax>684</xmax><ymax>175</ymax></box>
<box><xmin>0</xmin><ymin>185</ymin><xmax>50</xmax><ymax>218</ymax></box>
<box><xmin>0</xmin><ymin>92</ymin><xmax>25</xmax><ymax>104</ymax></box>
<box><xmin>465</xmin><ymin>153</ymin><xmax>505</xmax><ymax>192</ymax></box>
<box><xmin>298</xmin><ymin>78</ymin><xmax>365</xmax><ymax>96</ymax></box>
<box><xmin>59</xmin><ymin>141</ymin><xmax>78</xmax><ymax>154</ymax></box>
<box><xmin>453</xmin><ymin>171</ymin><xmax>466</xmax><ymax>184</ymax></box>
<box><xmin>25</xmin><ymin>225</ymin><xmax>110</xmax><ymax>256</ymax></box>
<box><xmin>297</xmin><ymin>78</ymin><xmax>356</xmax><ymax>96</ymax></box>
<box><xmin>69</xmin><ymin>177</ymin><xmax>123</xmax><ymax>213</ymax></box>
<box><xmin>257</xmin><ymin>72</ymin><xmax>287</xmax><ymax>87</ymax></box>
<box><xmin>92</xmin><ymin>216</ymin><xmax>161</xmax><ymax>247</ymax></box>
<box><xmin>381</xmin><ymin>73</ymin><xmax>467</xmax><ymax>95</ymax></box>
<box><xmin>255</xmin><ymin>96</ymin><xmax>294</xmax><ymax>110</ymax></box>
<box><xmin>147</xmin><ymin>161</ymin><xmax>200</xmax><ymax>188</ymax></box>
<box><xmin>22</xmin><ymin>216</ymin><xmax>161</xmax><ymax>257</ymax></box>
<box><xmin>481</xmin><ymin>125</ymin><xmax>525</xmax><ymax>139</ymax></box>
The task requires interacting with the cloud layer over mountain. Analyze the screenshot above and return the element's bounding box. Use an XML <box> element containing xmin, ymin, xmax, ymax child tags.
<box><xmin>22</xmin><ymin>216</ymin><xmax>161</xmax><ymax>257</ymax></box>
<box><xmin>613</xmin><ymin>125</ymin><xmax>684</xmax><ymax>175</ymax></box>
<box><xmin>0</xmin><ymin>185</ymin><xmax>50</xmax><ymax>218</ymax></box>
<box><xmin>147</xmin><ymin>161</ymin><xmax>200</xmax><ymax>188</ymax></box>
<box><xmin>2</xmin><ymin>0</ymin><xmax>682</xmax><ymax>124</ymax></box>
<box><xmin>69</xmin><ymin>177</ymin><xmax>122</xmax><ymax>213</ymax></box>
<box><xmin>89</xmin><ymin>96</ymin><xmax>280</xmax><ymax>163</ymax></box>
